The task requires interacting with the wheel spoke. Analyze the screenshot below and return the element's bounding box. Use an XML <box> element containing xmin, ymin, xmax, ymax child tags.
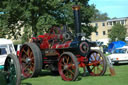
<box><xmin>62</xmin><ymin>57</ymin><xmax>66</xmax><ymax>65</ymax></box>
<box><xmin>30</xmin><ymin>65</ymin><xmax>34</xmax><ymax>71</ymax></box>
<box><xmin>68</xmin><ymin>69</ymin><xmax>75</xmax><ymax>76</ymax></box>
<box><xmin>90</xmin><ymin>56</ymin><xmax>94</xmax><ymax>61</ymax></box>
<box><xmin>66</xmin><ymin>56</ymin><xmax>69</xmax><ymax>64</ymax></box>
<box><xmin>23</xmin><ymin>50</ymin><xmax>28</xmax><ymax>56</ymax></box>
<box><xmin>99</xmin><ymin>59</ymin><xmax>104</xmax><ymax>63</ymax></box>
<box><xmin>98</xmin><ymin>56</ymin><xmax>100</xmax><ymax>61</ymax></box>
<box><xmin>93</xmin><ymin>53</ymin><xmax>96</xmax><ymax>60</ymax></box>
<box><xmin>91</xmin><ymin>66</ymin><xmax>95</xmax><ymax>73</ymax></box>
<box><xmin>97</xmin><ymin>66</ymin><xmax>102</xmax><ymax>72</ymax></box>
<box><xmin>93</xmin><ymin>66</ymin><xmax>96</xmax><ymax>73</ymax></box>
<box><xmin>27</xmin><ymin>48</ymin><xmax>30</xmax><ymax>56</ymax></box>
<box><xmin>91</xmin><ymin>66</ymin><xmax>95</xmax><ymax>71</ymax></box>
<box><xmin>24</xmin><ymin>64</ymin><xmax>30</xmax><ymax>70</ymax></box>
<box><xmin>30</xmin><ymin>52</ymin><xmax>33</xmax><ymax>58</ymax></box>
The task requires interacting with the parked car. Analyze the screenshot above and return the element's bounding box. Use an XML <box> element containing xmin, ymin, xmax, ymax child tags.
<box><xmin>0</xmin><ymin>38</ymin><xmax>16</xmax><ymax>65</ymax></box>
<box><xmin>107</xmin><ymin>46</ymin><xmax>128</xmax><ymax>64</ymax></box>
<box><xmin>90</xmin><ymin>41</ymin><xmax>103</xmax><ymax>52</ymax></box>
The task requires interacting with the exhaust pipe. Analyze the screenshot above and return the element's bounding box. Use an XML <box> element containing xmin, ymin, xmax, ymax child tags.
<box><xmin>72</xmin><ymin>5</ymin><xmax>81</xmax><ymax>38</ymax></box>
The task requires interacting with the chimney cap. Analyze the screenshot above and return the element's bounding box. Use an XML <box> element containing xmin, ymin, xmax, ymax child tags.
<box><xmin>72</xmin><ymin>5</ymin><xmax>80</xmax><ymax>10</ymax></box>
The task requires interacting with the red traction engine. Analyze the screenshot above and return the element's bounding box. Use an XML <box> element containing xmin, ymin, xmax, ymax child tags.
<box><xmin>19</xmin><ymin>5</ymin><xmax>107</xmax><ymax>81</ymax></box>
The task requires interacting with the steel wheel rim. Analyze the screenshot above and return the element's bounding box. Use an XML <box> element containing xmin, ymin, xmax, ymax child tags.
<box><xmin>87</xmin><ymin>52</ymin><xmax>104</xmax><ymax>76</ymax></box>
<box><xmin>5</xmin><ymin>58</ymin><xmax>17</xmax><ymax>85</ymax></box>
<box><xmin>58</xmin><ymin>55</ymin><xmax>76</xmax><ymax>81</ymax></box>
<box><xmin>19</xmin><ymin>45</ymin><xmax>34</xmax><ymax>77</ymax></box>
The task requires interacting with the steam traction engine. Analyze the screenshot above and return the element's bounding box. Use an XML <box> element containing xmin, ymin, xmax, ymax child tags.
<box><xmin>19</xmin><ymin>5</ymin><xmax>107</xmax><ymax>81</ymax></box>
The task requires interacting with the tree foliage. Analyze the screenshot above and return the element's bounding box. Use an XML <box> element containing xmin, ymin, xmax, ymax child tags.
<box><xmin>0</xmin><ymin>0</ymin><xmax>97</xmax><ymax>42</ymax></box>
<box><xmin>108</xmin><ymin>23</ymin><xmax>127</xmax><ymax>42</ymax></box>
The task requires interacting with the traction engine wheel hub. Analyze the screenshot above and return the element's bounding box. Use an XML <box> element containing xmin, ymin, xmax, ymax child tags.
<box><xmin>25</xmin><ymin>58</ymin><xmax>31</xmax><ymax>64</ymax></box>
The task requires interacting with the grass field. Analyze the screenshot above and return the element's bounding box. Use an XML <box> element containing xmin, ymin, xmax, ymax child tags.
<box><xmin>21</xmin><ymin>64</ymin><xmax>128</xmax><ymax>85</ymax></box>
<box><xmin>0</xmin><ymin>54</ymin><xmax>128</xmax><ymax>85</ymax></box>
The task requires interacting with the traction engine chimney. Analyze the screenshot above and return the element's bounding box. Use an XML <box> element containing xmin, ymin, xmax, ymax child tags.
<box><xmin>72</xmin><ymin>5</ymin><xmax>81</xmax><ymax>36</ymax></box>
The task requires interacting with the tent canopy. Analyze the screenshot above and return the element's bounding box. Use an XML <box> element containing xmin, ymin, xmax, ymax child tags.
<box><xmin>108</xmin><ymin>41</ymin><xmax>126</xmax><ymax>53</ymax></box>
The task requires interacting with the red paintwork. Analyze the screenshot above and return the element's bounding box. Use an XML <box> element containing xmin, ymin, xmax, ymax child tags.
<box><xmin>51</xmin><ymin>41</ymin><xmax>72</xmax><ymax>49</ymax></box>
<box><xmin>32</xmin><ymin>29</ymin><xmax>71</xmax><ymax>49</ymax></box>
<box><xmin>77</xmin><ymin>56</ymin><xmax>88</xmax><ymax>67</ymax></box>
<box><xmin>17</xmin><ymin>51</ymin><xmax>20</xmax><ymax>56</ymax></box>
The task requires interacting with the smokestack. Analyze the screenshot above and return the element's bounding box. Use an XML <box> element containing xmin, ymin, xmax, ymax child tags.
<box><xmin>72</xmin><ymin>5</ymin><xmax>81</xmax><ymax>35</ymax></box>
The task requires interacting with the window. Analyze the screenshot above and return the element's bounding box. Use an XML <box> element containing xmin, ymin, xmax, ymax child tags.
<box><xmin>108</xmin><ymin>29</ymin><xmax>111</xmax><ymax>33</ymax></box>
<box><xmin>95</xmin><ymin>23</ymin><xmax>98</xmax><ymax>27</ymax></box>
<box><xmin>96</xmin><ymin>32</ymin><xmax>98</xmax><ymax>35</ymax></box>
<box><xmin>107</xmin><ymin>22</ymin><xmax>112</xmax><ymax>26</ymax></box>
<box><xmin>0</xmin><ymin>48</ymin><xmax>7</xmax><ymax>55</ymax></box>
<box><xmin>102</xmin><ymin>23</ymin><xmax>105</xmax><ymax>26</ymax></box>
<box><xmin>103</xmin><ymin>31</ymin><xmax>106</xmax><ymax>35</ymax></box>
<box><xmin>109</xmin><ymin>22</ymin><xmax>112</xmax><ymax>25</ymax></box>
<box><xmin>113</xmin><ymin>49</ymin><xmax>127</xmax><ymax>54</ymax></box>
<box><xmin>113</xmin><ymin>21</ymin><xmax>116</xmax><ymax>25</ymax></box>
<box><xmin>121</xmin><ymin>20</ymin><xmax>124</xmax><ymax>25</ymax></box>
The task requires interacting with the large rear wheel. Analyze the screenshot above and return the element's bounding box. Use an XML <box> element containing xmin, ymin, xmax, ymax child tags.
<box><xmin>19</xmin><ymin>43</ymin><xmax>42</xmax><ymax>78</ymax></box>
<box><xmin>58</xmin><ymin>52</ymin><xmax>79</xmax><ymax>81</ymax></box>
<box><xmin>87</xmin><ymin>50</ymin><xmax>107</xmax><ymax>76</ymax></box>
<box><xmin>4</xmin><ymin>54</ymin><xmax>21</xmax><ymax>85</ymax></box>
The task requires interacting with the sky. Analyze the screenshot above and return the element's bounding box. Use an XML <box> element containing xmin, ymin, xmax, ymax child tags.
<box><xmin>89</xmin><ymin>0</ymin><xmax>128</xmax><ymax>18</ymax></box>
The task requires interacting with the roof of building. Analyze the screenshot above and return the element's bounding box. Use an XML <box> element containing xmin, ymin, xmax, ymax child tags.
<box><xmin>91</xmin><ymin>17</ymin><xmax>128</xmax><ymax>23</ymax></box>
<box><xmin>107</xmin><ymin>17</ymin><xmax>128</xmax><ymax>22</ymax></box>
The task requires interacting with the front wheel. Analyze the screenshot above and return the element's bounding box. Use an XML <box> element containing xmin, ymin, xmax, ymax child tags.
<box><xmin>58</xmin><ymin>52</ymin><xmax>79</xmax><ymax>81</ymax></box>
<box><xmin>87</xmin><ymin>50</ymin><xmax>107</xmax><ymax>76</ymax></box>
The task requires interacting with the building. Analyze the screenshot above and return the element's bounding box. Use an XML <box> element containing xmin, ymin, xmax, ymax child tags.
<box><xmin>90</xmin><ymin>17</ymin><xmax>128</xmax><ymax>45</ymax></box>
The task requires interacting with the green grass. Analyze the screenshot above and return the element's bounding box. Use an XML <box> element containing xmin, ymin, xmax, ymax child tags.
<box><xmin>0</xmin><ymin>54</ymin><xmax>128</xmax><ymax>85</ymax></box>
<box><xmin>21</xmin><ymin>64</ymin><xmax>128</xmax><ymax>85</ymax></box>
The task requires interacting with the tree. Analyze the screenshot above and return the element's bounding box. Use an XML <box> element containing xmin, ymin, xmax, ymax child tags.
<box><xmin>108</xmin><ymin>23</ymin><xmax>127</xmax><ymax>42</ymax></box>
<box><xmin>90</xmin><ymin>5</ymin><xmax>110</xmax><ymax>21</ymax></box>
<box><xmin>0</xmin><ymin>13</ymin><xmax>8</xmax><ymax>38</ymax></box>
<box><xmin>0</xmin><ymin>0</ymin><xmax>97</xmax><ymax>42</ymax></box>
